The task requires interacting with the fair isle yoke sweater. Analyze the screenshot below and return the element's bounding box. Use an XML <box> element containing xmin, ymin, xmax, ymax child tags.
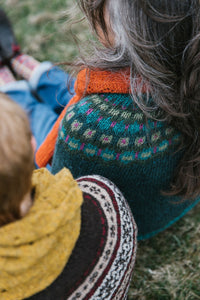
<box><xmin>26</xmin><ymin>174</ymin><xmax>137</xmax><ymax>300</ymax></box>
<box><xmin>51</xmin><ymin>92</ymin><xmax>200</xmax><ymax>240</ymax></box>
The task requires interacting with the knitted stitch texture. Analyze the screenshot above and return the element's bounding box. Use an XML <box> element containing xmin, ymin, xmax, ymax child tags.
<box><xmin>51</xmin><ymin>92</ymin><xmax>200</xmax><ymax>239</ymax></box>
<box><xmin>0</xmin><ymin>167</ymin><xmax>82</xmax><ymax>300</ymax></box>
<box><xmin>36</xmin><ymin>68</ymin><xmax>140</xmax><ymax>167</ymax></box>
<box><xmin>0</xmin><ymin>66</ymin><xmax>16</xmax><ymax>86</ymax></box>
<box><xmin>11</xmin><ymin>54</ymin><xmax>40</xmax><ymax>81</ymax></box>
<box><xmin>26</xmin><ymin>175</ymin><xmax>137</xmax><ymax>300</ymax></box>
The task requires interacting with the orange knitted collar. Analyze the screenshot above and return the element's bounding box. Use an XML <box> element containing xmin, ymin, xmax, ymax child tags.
<box><xmin>36</xmin><ymin>68</ymin><xmax>137</xmax><ymax>167</ymax></box>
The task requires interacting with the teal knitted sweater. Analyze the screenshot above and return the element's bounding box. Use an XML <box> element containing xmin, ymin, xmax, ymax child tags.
<box><xmin>52</xmin><ymin>93</ymin><xmax>200</xmax><ymax>240</ymax></box>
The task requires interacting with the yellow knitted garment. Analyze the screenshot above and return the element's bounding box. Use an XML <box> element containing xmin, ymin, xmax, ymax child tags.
<box><xmin>0</xmin><ymin>167</ymin><xmax>83</xmax><ymax>300</ymax></box>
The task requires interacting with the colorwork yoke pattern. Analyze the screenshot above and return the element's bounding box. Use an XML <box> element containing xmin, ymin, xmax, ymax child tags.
<box><xmin>51</xmin><ymin>92</ymin><xmax>200</xmax><ymax>240</ymax></box>
<box><xmin>27</xmin><ymin>175</ymin><xmax>137</xmax><ymax>300</ymax></box>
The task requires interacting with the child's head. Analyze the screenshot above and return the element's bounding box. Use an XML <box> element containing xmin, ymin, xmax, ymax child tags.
<box><xmin>78</xmin><ymin>0</ymin><xmax>200</xmax><ymax>199</ymax></box>
<box><xmin>0</xmin><ymin>93</ymin><xmax>34</xmax><ymax>226</ymax></box>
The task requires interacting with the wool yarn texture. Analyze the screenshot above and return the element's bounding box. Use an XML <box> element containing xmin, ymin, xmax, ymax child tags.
<box><xmin>0</xmin><ymin>168</ymin><xmax>82</xmax><ymax>300</ymax></box>
<box><xmin>36</xmin><ymin>68</ymin><xmax>134</xmax><ymax>167</ymax></box>
<box><xmin>36</xmin><ymin>68</ymin><xmax>200</xmax><ymax>239</ymax></box>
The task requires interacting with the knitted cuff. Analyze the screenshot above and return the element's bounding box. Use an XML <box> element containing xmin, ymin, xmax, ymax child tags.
<box><xmin>11</xmin><ymin>54</ymin><xmax>40</xmax><ymax>81</ymax></box>
<box><xmin>0</xmin><ymin>66</ymin><xmax>16</xmax><ymax>87</ymax></box>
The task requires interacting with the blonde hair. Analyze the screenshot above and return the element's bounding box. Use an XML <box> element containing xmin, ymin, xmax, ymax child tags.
<box><xmin>0</xmin><ymin>93</ymin><xmax>34</xmax><ymax>226</ymax></box>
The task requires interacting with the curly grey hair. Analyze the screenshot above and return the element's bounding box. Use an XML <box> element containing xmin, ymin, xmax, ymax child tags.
<box><xmin>75</xmin><ymin>0</ymin><xmax>200</xmax><ymax>199</ymax></box>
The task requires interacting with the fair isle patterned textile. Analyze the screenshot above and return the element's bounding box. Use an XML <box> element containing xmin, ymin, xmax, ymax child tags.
<box><xmin>72</xmin><ymin>176</ymin><xmax>137</xmax><ymax>300</ymax></box>
<box><xmin>52</xmin><ymin>93</ymin><xmax>200</xmax><ymax>240</ymax></box>
<box><xmin>27</xmin><ymin>175</ymin><xmax>137</xmax><ymax>300</ymax></box>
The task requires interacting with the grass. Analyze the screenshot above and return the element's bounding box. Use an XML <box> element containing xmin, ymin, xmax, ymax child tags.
<box><xmin>130</xmin><ymin>210</ymin><xmax>200</xmax><ymax>300</ymax></box>
<box><xmin>2</xmin><ymin>0</ymin><xmax>200</xmax><ymax>299</ymax></box>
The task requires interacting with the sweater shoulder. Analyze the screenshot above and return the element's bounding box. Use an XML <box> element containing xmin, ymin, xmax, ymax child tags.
<box><xmin>62</xmin><ymin>93</ymin><xmax>154</xmax><ymax>132</ymax></box>
<box><xmin>58</xmin><ymin>93</ymin><xmax>182</xmax><ymax>163</ymax></box>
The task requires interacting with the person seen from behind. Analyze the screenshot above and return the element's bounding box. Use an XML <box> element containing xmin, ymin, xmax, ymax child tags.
<box><xmin>37</xmin><ymin>0</ymin><xmax>200</xmax><ymax>240</ymax></box>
